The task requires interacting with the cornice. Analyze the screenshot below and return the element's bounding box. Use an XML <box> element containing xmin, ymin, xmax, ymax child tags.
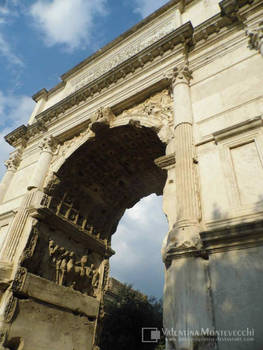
<box><xmin>165</xmin><ymin>219</ymin><xmax>263</xmax><ymax>261</ymax></box>
<box><xmin>5</xmin><ymin>22</ymin><xmax>193</xmax><ymax>148</ymax></box>
<box><xmin>4</xmin><ymin>0</ymin><xmax>257</xmax><ymax>148</ymax></box>
<box><xmin>60</xmin><ymin>0</ymin><xmax>193</xmax><ymax>82</ymax></box>
<box><xmin>200</xmin><ymin>218</ymin><xmax>263</xmax><ymax>253</ymax></box>
<box><xmin>32</xmin><ymin>88</ymin><xmax>48</xmax><ymax>102</ymax></box>
<box><xmin>213</xmin><ymin>116</ymin><xmax>263</xmax><ymax>142</ymax></box>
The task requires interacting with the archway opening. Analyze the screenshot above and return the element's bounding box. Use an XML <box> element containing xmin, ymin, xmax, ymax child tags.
<box><xmin>46</xmin><ymin>124</ymin><xmax>167</xmax><ymax>243</ymax></box>
<box><xmin>35</xmin><ymin>123</ymin><xmax>168</xmax><ymax>303</ymax></box>
<box><xmin>21</xmin><ymin>123</ymin><xmax>168</xmax><ymax>349</ymax></box>
<box><xmin>110</xmin><ymin>193</ymin><xmax>168</xmax><ymax>298</ymax></box>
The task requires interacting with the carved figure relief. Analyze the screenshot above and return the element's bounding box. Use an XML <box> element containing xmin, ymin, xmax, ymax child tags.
<box><xmin>48</xmin><ymin>239</ymin><xmax>100</xmax><ymax>297</ymax></box>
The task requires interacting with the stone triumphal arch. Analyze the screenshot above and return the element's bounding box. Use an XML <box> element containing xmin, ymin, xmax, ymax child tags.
<box><xmin>0</xmin><ymin>0</ymin><xmax>263</xmax><ymax>349</ymax></box>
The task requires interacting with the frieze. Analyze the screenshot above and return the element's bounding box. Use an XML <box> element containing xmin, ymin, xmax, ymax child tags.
<box><xmin>4</xmin><ymin>0</ymin><xmax>253</xmax><ymax>149</ymax></box>
<box><xmin>48</xmin><ymin>239</ymin><xmax>100</xmax><ymax>297</ymax></box>
<box><xmin>70</xmin><ymin>15</ymin><xmax>179</xmax><ymax>91</ymax></box>
<box><xmin>4</xmin><ymin>22</ymin><xmax>193</xmax><ymax>148</ymax></box>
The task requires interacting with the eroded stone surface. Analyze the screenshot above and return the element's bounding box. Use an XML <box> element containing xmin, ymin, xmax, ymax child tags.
<box><xmin>0</xmin><ymin>0</ymin><xmax>263</xmax><ymax>349</ymax></box>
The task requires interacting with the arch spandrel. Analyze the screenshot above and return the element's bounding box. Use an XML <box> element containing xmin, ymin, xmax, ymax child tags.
<box><xmin>44</xmin><ymin>88</ymin><xmax>174</xmax><ymax>191</ymax></box>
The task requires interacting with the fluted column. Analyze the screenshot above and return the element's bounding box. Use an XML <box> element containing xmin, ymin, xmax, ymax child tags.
<box><xmin>165</xmin><ymin>65</ymin><xmax>201</xmax><ymax>256</ymax></box>
<box><xmin>162</xmin><ymin>65</ymin><xmax>215</xmax><ymax>350</ymax></box>
<box><xmin>28</xmin><ymin>136</ymin><xmax>56</xmax><ymax>190</ymax></box>
<box><xmin>1</xmin><ymin>136</ymin><xmax>56</xmax><ymax>262</ymax></box>
<box><xmin>0</xmin><ymin>151</ymin><xmax>22</xmax><ymax>204</ymax></box>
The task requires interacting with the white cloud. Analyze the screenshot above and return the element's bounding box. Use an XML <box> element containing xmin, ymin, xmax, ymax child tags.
<box><xmin>0</xmin><ymin>91</ymin><xmax>34</xmax><ymax>179</ymax></box>
<box><xmin>0</xmin><ymin>33</ymin><xmax>23</xmax><ymax>67</ymax></box>
<box><xmin>0</xmin><ymin>2</ymin><xmax>24</xmax><ymax>67</ymax></box>
<box><xmin>134</xmin><ymin>0</ymin><xmax>168</xmax><ymax>18</ymax></box>
<box><xmin>30</xmin><ymin>0</ymin><xmax>108</xmax><ymax>50</ymax></box>
<box><xmin>110</xmin><ymin>194</ymin><xmax>168</xmax><ymax>297</ymax></box>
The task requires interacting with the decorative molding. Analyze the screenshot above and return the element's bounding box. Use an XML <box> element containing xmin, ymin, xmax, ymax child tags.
<box><xmin>39</xmin><ymin>135</ymin><xmax>57</xmax><ymax>153</ymax></box>
<box><xmin>4</xmin><ymin>122</ymin><xmax>46</xmax><ymax>148</ymax></box>
<box><xmin>212</xmin><ymin>116</ymin><xmax>263</xmax><ymax>143</ymax></box>
<box><xmin>90</xmin><ymin>107</ymin><xmax>116</xmax><ymax>133</ymax></box>
<box><xmin>19</xmin><ymin>227</ymin><xmax>39</xmax><ymax>266</ymax></box>
<box><xmin>44</xmin><ymin>90</ymin><xmax>172</xmax><ymax>190</ymax></box>
<box><xmin>246</xmin><ymin>21</ymin><xmax>263</xmax><ymax>56</ymax></box>
<box><xmin>70</xmin><ymin>14</ymin><xmax>181</xmax><ymax>92</ymax></box>
<box><xmin>40</xmin><ymin>193</ymin><xmax>107</xmax><ymax>245</ymax></box>
<box><xmin>163</xmin><ymin>219</ymin><xmax>263</xmax><ymax>260</ymax></box>
<box><xmin>118</xmin><ymin>89</ymin><xmax>173</xmax><ymax>122</ymax></box>
<box><xmin>32</xmin><ymin>88</ymin><xmax>48</xmax><ymax>102</ymax></box>
<box><xmin>13</xmin><ymin>272</ymin><xmax>100</xmax><ymax>318</ymax></box>
<box><xmin>4</xmin><ymin>295</ymin><xmax>18</xmax><ymax>323</ymax></box>
<box><xmin>155</xmin><ymin>153</ymin><xmax>176</xmax><ymax>169</ymax></box>
<box><xmin>171</xmin><ymin>64</ymin><xmax>193</xmax><ymax>86</ymax></box>
<box><xmin>4</xmin><ymin>23</ymin><xmax>193</xmax><ymax>148</ymax></box>
<box><xmin>11</xmin><ymin>267</ymin><xmax>27</xmax><ymax>294</ymax></box>
<box><xmin>3</xmin><ymin>0</ymin><xmax>256</xmax><ymax>149</ymax></box>
<box><xmin>4</xmin><ymin>150</ymin><xmax>22</xmax><ymax>172</ymax></box>
<box><xmin>200</xmin><ymin>219</ymin><xmax>263</xmax><ymax>253</ymax></box>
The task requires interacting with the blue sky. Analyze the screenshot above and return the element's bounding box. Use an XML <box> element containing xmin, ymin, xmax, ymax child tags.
<box><xmin>0</xmin><ymin>0</ymin><xmax>168</xmax><ymax>298</ymax></box>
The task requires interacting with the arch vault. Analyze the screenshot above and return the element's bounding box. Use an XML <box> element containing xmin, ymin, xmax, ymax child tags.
<box><xmin>0</xmin><ymin>1</ymin><xmax>263</xmax><ymax>349</ymax></box>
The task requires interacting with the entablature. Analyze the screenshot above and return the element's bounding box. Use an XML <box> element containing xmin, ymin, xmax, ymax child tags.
<box><xmin>4</xmin><ymin>0</ymin><xmax>259</xmax><ymax>150</ymax></box>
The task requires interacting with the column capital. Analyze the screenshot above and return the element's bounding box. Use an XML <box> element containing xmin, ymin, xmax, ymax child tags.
<box><xmin>172</xmin><ymin>64</ymin><xmax>193</xmax><ymax>86</ymax></box>
<box><xmin>39</xmin><ymin>135</ymin><xmax>57</xmax><ymax>154</ymax></box>
<box><xmin>4</xmin><ymin>150</ymin><xmax>22</xmax><ymax>172</ymax></box>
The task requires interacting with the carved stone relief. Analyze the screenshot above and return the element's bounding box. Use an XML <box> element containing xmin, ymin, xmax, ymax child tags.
<box><xmin>44</xmin><ymin>124</ymin><xmax>166</xmax><ymax>240</ymax></box>
<box><xmin>70</xmin><ymin>16</ymin><xmax>178</xmax><ymax>91</ymax></box>
<box><xmin>20</xmin><ymin>224</ymin><xmax>103</xmax><ymax>298</ymax></box>
<box><xmin>246</xmin><ymin>21</ymin><xmax>263</xmax><ymax>56</ymax></box>
<box><xmin>48</xmin><ymin>239</ymin><xmax>100</xmax><ymax>296</ymax></box>
<box><xmin>42</xmin><ymin>192</ymin><xmax>105</xmax><ymax>243</ymax></box>
<box><xmin>4</xmin><ymin>151</ymin><xmax>22</xmax><ymax>172</ymax></box>
<box><xmin>45</xmin><ymin>90</ymin><xmax>172</xmax><ymax>192</ymax></box>
<box><xmin>39</xmin><ymin>135</ymin><xmax>57</xmax><ymax>153</ymax></box>
<box><xmin>118</xmin><ymin>89</ymin><xmax>173</xmax><ymax>122</ymax></box>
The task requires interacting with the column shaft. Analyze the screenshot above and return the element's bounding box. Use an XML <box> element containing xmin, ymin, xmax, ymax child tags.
<box><xmin>28</xmin><ymin>136</ymin><xmax>56</xmax><ymax>190</ymax></box>
<box><xmin>163</xmin><ymin>65</ymin><xmax>215</xmax><ymax>350</ymax></box>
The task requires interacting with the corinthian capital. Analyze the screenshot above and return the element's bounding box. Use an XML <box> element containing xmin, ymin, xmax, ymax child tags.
<box><xmin>39</xmin><ymin>135</ymin><xmax>57</xmax><ymax>153</ymax></box>
<box><xmin>246</xmin><ymin>22</ymin><xmax>263</xmax><ymax>57</ymax></box>
<box><xmin>172</xmin><ymin>64</ymin><xmax>193</xmax><ymax>86</ymax></box>
<box><xmin>4</xmin><ymin>150</ymin><xmax>22</xmax><ymax>172</ymax></box>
